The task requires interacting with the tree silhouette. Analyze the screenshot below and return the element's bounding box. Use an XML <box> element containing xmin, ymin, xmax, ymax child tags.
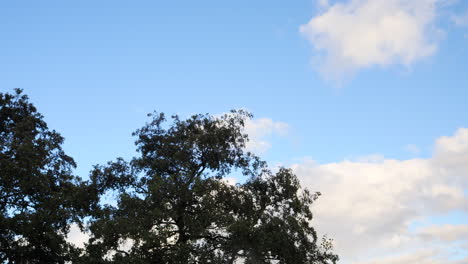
<box><xmin>0</xmin><ymin>89</ymin><xmax>338</xmax><ymax>263</ymax></box>
<box><xmin>0</xmin><ymin>89</ymin><xmax>93</xmax><ymax>263</ymax></box>
<box><xmin>81</xmin><ymin>111</ymin><xmax>338</xmax><ymax>264</ymax></box>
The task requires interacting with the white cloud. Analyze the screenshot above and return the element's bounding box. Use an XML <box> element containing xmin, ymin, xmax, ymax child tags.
<box><xmin>221</xmin><ymin>177</ymin><xmax>237</xmax><ymax>186</ymax></box>
<box><xmin>300</xmin><ymin>0</ymin><xmax>441</xmax><ymax>81</ymax></box>
<box><xmin>292</xmin><ymin>128</ymin><xmax>468</xmax><ymax>263</ymax></box>
<box><xmin>244</xmin><ymin>118</ymin><xmax>288</xmax><ymax>154</ymax></box>
<box><xmin>66</xmin><ymin>223</ymin><xmax>90</xmax><ymax>249</ymax></box>
<box><xmin>216</xmin><ymin>112</ymin><xmax>288</xmax><ymax>154</ymax></box>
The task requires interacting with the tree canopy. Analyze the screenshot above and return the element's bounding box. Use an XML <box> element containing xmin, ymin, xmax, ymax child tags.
<box><xmin>0</xmin><ymin>89</ymin><xmax>338</xmax><ymax>263</ymax></box>
<box><xmin>0</xmin><ymin>89</ymin><xmax>93</xmax><ymax>263</ymax></box>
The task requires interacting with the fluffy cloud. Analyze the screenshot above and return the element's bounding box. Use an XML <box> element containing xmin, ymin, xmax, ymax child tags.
<box><xmin>300</xmin><ymin>0</ymin><xmax>441</xmax><ymax>81</ymax></box>
<box><xmin>216</xmin><ymin>111</ymin><xmax>288</xmax><ymax>154</ymax></box>
<box><xmin>244</xmin><ymin>118</ymin><xmax>288</xmax><ymax>154</ymax></box>
<box><xmin>292</xmin><ymin>128</ymin><xmax>468</xmax><ymax>263</ymax></box>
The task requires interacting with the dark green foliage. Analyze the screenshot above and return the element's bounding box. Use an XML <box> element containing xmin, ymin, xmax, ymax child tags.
<box><xmin>83</xmin><ymin>111</ymin><xmax>339</xmax><ymax>264</ymax></box>
<box><xmin>0</xmin><ymin>89</ymin><xmax>338</xmax><ymax>263</ymax></box>
<box><xmin>0</xmin><ymin>89</ymin><xmax>92</xmax><ymax>263</ymax></box>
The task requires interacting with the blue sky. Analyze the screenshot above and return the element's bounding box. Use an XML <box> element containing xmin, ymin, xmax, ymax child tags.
<box><xmin>2</xmin><ymin>0</ymin><xmax>468</xmax><ymax>263</ymax></box>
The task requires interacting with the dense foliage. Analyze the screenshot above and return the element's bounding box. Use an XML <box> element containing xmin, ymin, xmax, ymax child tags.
<box><xmin>0</xmin><ymin>89</ymin><xmax>338</xmax><ymax>263</ymax></box>
<box><xmin>0</xmin><ymin>89</ymin><xmax>93</xmax><ymax>263</ymax></box>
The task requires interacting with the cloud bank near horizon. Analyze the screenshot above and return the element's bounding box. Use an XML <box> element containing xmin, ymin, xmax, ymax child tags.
<box><xmin>293</xmin><ymin>128</ymin><xmax>468</xmax><ymax>263</ymax></box>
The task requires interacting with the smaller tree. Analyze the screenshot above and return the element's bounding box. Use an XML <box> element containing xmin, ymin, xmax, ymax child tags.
<box><xmin>0</xmin><ymin>89</ymin><xmax>94</xmax><ymax>263</ymax></box>
<box><xmin>82</xmin><ymin>111</ymin><xmax>338</xmax><ymax>264</ymax></box>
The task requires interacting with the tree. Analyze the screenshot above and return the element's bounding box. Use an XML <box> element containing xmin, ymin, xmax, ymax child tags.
<box><xmin>0</xmin><ymin>89</ymin><xmax>93</xmax><ymax>263</ymax></box>
<box><xmin>0</xmin><ymin>89</ymin><xmax>338</xmax><ymax>263</ymax></box>
<box><xmin>82</xmin><ymin>111</ymin><xmax>338</xmax><ymax>264</ymax></box>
